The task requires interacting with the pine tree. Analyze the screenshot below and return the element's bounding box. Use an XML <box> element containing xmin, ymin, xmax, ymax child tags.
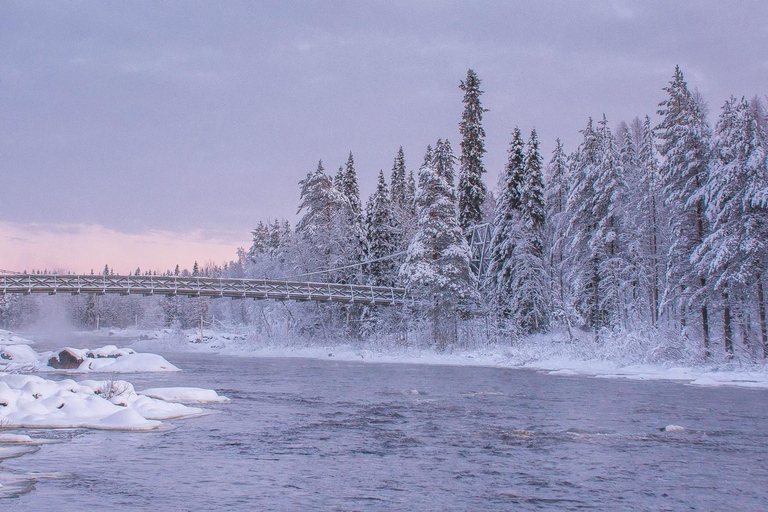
<box><xmin>296</xmin><ymin>160</ymin><xmax>348</xmax><ymax>280</ymax></box>
<box><xmin>656</xmin><ymin>66</ymin><xmax>713</xmax><ymax>355</ymax></box>
<box><xmin>342</xmin><ymin>152</ymin><xmax>363</xmax><ymax>222</ymax></box>
<box><xmin>487</xmin><ymin>128</ymin><xmax>526</xmax><ymax>326</ymax></box>
<box><xmin>565</xmin><ymin>116</ymin><xmax>629</xmax><ymax>334</ymax></box>
<box><xmin>400</xmin><ymin>145</ymin><xmax>478</xmax><ymax>350</ymax></box>
<box><xmin>390</xmin><ymin>146</ymin><xmax>407</xmax><ymax>208</ymax></box>
<box><xmin>638</xmin><ymin>115</ymin><xmax>663</xmax><ymax>327</ymax></box>
<box><xmin>458</xmin><ymin>69</ymin><xmax>488</xmax><ymax>235</ymax></box>
<box><xmin>433</xmin><ymin>138</ymin><xmax>456</xmax><ymax>189</ymax></box>
<box><xmin>339</xmin><ymin>152</ymin><xmax>365</xmax><ymax>284</ymax></box>
<box><xmin>544</xmin><ymin>138</ymin><xmax>573</xmax><ymax>334</ymax></box>
<box><xmin>365</xmin><ymin>171</ymin><xmax>397</xmax><ymax>287</ymax></box>
<box><xmin>513</xmin><ymin>129</ymin><xmax>549</xmax><ymax>333</ymax></box>
<box><xmin>389</xmin><ymin>147</ymin><xmax>413</xmax><ymax>259</ymax></box>
<box><xmin>694</xmin><ymin>96</ymin><xmax>768</xmax><ymax>357</ymax></box>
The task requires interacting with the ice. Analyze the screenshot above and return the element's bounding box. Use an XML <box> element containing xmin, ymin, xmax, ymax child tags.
<box><xmin>139</xmin><ymin>387</ymin><xmax>230</xmax><ymax>403</ymax></box>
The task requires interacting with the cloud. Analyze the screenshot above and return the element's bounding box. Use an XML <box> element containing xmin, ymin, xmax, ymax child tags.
<box><xmin>0</xmin><ymin>222</ymin><xmax>243</xmax><ymax>274</ymax></box>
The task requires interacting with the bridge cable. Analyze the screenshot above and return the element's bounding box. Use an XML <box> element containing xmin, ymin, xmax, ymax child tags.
<box><xmin>277</xmin><ymin>250</ymin><xmax>408</xmax><ymax>281</ymax></box>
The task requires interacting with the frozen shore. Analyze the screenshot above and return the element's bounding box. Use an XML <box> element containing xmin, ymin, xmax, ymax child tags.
<box><xmin>118</xmin><ymin>327</ymin><xmax>768</xmax><ymax>390</ymax></box>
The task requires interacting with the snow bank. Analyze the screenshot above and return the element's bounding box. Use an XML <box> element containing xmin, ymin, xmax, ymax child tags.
<box><xmin>0</xmin><ymin>374</ymin><xmax>215</xmax><ymax>430</ymax></box>
<box><xmin>123</xmin><ymin>327</ymin><xmax>768</xmax><ymax>391</ymax></box>
<box><xmin>0</xmin><ymin>330</ymin><xmax>35</xmax><ymax>346</ymax></box>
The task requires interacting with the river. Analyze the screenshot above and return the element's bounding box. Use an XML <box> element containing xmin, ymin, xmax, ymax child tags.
<box><xmin>4</xmin><ymin>346</ymin><xmax>768</xmax><ymax>510</ymax></box>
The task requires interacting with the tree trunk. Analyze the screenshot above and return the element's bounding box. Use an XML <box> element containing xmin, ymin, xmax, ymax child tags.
<box><xmin>701</xmin><ymin>278</ymin><xmax>710</xmax><ymax>359</ymax></box>
<box><xmin>757</xmin><ymin>273</ymin><xmax>767</xmax><ymax>359</ymax></box>
<box><xmin>723</xmin><ymin>292</ymin><xmax>733</xmax><ymax>358</ymax></box>
<box><xmin>650</xmin><ymin>194</ymin><xmax>659</xmax><ymax>327</ymax></box>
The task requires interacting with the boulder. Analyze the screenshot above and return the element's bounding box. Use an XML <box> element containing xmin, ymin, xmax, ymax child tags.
<box><xmin>47</xmin><ymin>349</ymin><xmax>84</xmax><ymax>370</ymax></box>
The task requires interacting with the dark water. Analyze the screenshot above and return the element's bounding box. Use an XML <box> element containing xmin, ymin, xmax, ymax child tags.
<box><xmin>4</xmin><ymin>351</ymin><xmax>768</xmax><ymax>511</ymax></box>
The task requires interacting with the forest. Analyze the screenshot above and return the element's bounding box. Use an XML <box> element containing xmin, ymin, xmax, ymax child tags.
<box><xmin>3</xmin><ymin>66</ymin><xmax>767</xmax><ymax>364</ymax></box>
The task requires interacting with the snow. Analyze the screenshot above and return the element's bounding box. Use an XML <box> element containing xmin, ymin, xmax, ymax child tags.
<box><xmin>0</xmin><ymin>373</ymin><xmax>214</xmax><ymax>430</ymax></box>
<box><xmin>79</xmin><ymin>353</ymin><xmax>180</xmax><ymax>373</ymax></box>
<box><xmin>128</xmin><ymin>327</ymin><xmax>768</xmax><ymax>390</ymax></box>
<box><xmin>0</xmin><ymin>336</ymin><xmax>179</xmax><ymax>373</ymax></box>
<box><xmin>0</xmin><ymin>329</ymin><xmax>35</xmax><ymax>346</ymax></box>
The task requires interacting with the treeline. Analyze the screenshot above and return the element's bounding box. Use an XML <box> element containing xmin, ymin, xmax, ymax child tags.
<box><xmin>242</xmin><ymin>66</ymin><xmax>768</xmax><ymax>360</ymax></box>
<box><xmin>3</xmin><ymin>67</ymin><xmax>767</xmax><ymax>363</ymax></box>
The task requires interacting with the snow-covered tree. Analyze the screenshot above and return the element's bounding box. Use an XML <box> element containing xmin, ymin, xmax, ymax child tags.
<box><xmin>514</xmin><ymin>129</ymin><xmax>549</xmax><ymax>333</ymax></box>
<box><xmin>400</xmin><ymin>145</ymin><xmax>478</xmax><ymax>350</ymax></box>
<box><xmin>486</xmin><ymin>128</ymin><xmax>526</xmax><ymax>326</ymax></box>
<box><xmin>565</xmin><ymin>116</ymin><xmax>630</xmax><ymax>334</ymax></box>
<box><xmin>458</xmin><ymin>69</ymin><xmax>488</xmax><ymax>235</ymax></box>
<box><xmin>433</xmin><ymin>138</ymin><xmax>456</xmax><ymax>190</ymax></box>
<box><xmin>637</xmin><ymin>115</ymin><xmax>664</xmax><ymax>327</ymax></box>
<box><xmin>544</xmin><ymin>138</ymin><xmax>573</xmax><ymax>333</ymax></box>
<box><xmin>694</xmin><ymin>96</ymin><xmax>768</xmax><ymax>357</ymax></box>
<box><xmin>365</xmin><ymin>171</ymin><xmax>398</xmax><ymax>287</ymax></box>
<box><xmin>390</xmin><ymin>146</ymin><xmax>407</xmax><ymax>209</ymax></box>
<box><xmin>295</xmin><ymin>161</ymin><xmax>347</xmax><ymax>280</ymax></box>
<box><xmin>656</xmin><ymin>66</ymin><xmax>713</xmax><ymax>355</ymax></box>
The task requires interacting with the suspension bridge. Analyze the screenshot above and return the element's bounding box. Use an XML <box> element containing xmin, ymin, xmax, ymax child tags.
<box><xmin>0</xmin><ymin>226</ymin><xmax>493</xmax><ymax>307</ymax></box>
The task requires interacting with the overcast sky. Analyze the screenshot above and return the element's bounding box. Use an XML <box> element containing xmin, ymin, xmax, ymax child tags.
<box><xmin>1</xmin><ymin>1</ymin><xmax>767</xmax><ymax>273</ymax></box>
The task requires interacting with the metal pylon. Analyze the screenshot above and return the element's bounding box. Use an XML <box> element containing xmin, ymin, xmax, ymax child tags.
<box><xmin>468</xmin><ymin>223</ymin><xmax>493</xmax><ymax>278</ymax></box>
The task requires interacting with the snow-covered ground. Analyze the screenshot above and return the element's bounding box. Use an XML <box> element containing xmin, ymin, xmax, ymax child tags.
<box><xmin>125</xmin><ymin>327</ymin><xmax>768</xmax><ymax>390</ymax></box>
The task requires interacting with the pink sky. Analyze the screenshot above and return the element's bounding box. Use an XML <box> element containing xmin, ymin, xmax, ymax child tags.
<box><xmin>0</xmin><ymin>221</ymin><xmax>244</xmax><ymax>274</ymax></box>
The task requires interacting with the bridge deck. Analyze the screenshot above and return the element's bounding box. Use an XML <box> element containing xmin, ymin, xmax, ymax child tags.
<box><xmin>0</xmin><ymin>274</ymin><xmax>407</xmax><ymax>306</ymax></box>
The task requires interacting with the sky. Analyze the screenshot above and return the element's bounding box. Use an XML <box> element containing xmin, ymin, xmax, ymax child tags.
<box><xmin>1</xmin><ymin>1</ymin><xmax>767</xmax><ymax>274</ymax></box>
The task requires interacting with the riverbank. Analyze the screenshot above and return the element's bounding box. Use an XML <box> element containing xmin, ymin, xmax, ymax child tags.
<box><xmin>70</xmin><ymin>327</ymin><xmax>768</xmax><ymax>390</ymax></box>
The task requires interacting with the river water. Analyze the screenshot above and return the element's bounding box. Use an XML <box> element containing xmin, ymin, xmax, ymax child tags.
<box><xmin>4</xmin><ymin>348</ymin><xmax>768</xmax><ymax>511</ymax></box>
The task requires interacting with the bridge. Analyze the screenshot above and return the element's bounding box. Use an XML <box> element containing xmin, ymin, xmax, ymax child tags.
<box><xmin>0</xmin><ymin>273</ymin><xmax>407</xmax><ymax>307</ymax></box>
<box><xmin>0</xmin><ymin>225</ymin><xmax>493</xmax><ymax>307</ymax></box>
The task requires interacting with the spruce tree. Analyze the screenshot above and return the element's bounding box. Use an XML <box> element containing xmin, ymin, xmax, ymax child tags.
<box><xmin>656</xmin><ymin>66</ymin><xmax>713</xmax><ymax>355</ymax></box>
<box><xmin>487</xmin><ymin>128</ymin><xmax>526</xmax><ymax>326</ymax></box>
<box><xmin>390</xmin><ymin>146</ymin><xmax>407</xmax><ymax>208</ymax></box>
<box><xmin>694</xmin><ymin>97</ymin><xmax>768</xmax><ymax>357</ymax></box>
<box><xmin>544</xmin><ymin>138</ymin><xmax>573</xmax><ymax>334</ymax></box>
<box><xmin>400</xmin><ymin>145</ymin><xmax>478</xmax><ymax>350</ymax></box>
<box><xmin>513</xmin><ymin>129</ymin><xmax>549</xmax><ymax>334</ymax></box>
<box><xmin>458</xmin><ymin>69</ymin><xmax>488</xmax><ymax>235</ymax></box>
<box><xmin>638</xmin><ymin>116</ymin><xmax>663</xmax><ymax>327</ymax></box>
<box><xmin>365</xmin><ymin>170</ymin><xmax>397</xmax><ymax>287</ymax></box>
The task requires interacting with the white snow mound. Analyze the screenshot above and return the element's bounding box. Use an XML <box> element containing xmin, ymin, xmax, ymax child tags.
<box><xmin>0</xmin><ymin>374</ymin><xmax>212</xmax><ymax>430</ymax></box>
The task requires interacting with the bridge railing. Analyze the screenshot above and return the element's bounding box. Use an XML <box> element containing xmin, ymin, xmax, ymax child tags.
<box><xmin>0</xmin><ymin>273</ymin><xmax>408</xmax><ymax>307</ymax></box>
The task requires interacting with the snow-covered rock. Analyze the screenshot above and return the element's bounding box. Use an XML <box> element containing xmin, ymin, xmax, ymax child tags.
<box><xmin>0</xmin><ymin>374</ymin><xmax>219</xmax><ymax>430</ymax></box>
<box><xmin>47</xmin><ymin>348</ymin><xmax>85</xmax><ymax>369</ymax></box>
<box><xmin>1</xmin><ymin>344</ymin><xmax>38</xmax><ymax>364</ymax></box>
<box><xmin>42</xmin><ymin>346</ymin><xmax>179</xmax><ymax>373</ymax></box>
